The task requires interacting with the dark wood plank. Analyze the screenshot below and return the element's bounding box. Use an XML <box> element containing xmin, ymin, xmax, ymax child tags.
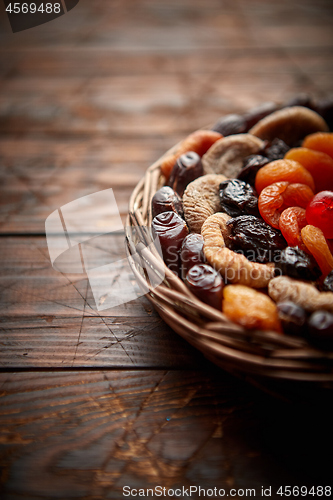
<box><xmin>0</xmin><ymin>237</ymin><xmax>205</xmax><ymax>368</ymax></box>
<box><xmin>0</xmin><ymin>370</ymin><xmax>331</xmax><ymax>500</ymax></box>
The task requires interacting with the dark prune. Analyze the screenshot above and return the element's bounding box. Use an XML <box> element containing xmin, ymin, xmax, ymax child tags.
<box><xmin>167</xmin><ymin>151</ymin><xmax>203</xmax><ymax>197</ymax></box>
<box><xmin>152</xmin><ymin>186</ymin><xmax>183</xmax><ymax>219</ymax></box>
<box><xmin>151</xmin><ymin>211</ymin><xmax>188</xmax><ymax>275</ymax></box>
<box><xmin>244</xmin><ymin>101</ymin><xmax>278</xmax><ymax>130</ymax></box>
<box><xmin>283</xmin><ymin>94</ymin><xmax>315</xmax><ymax>109</ymax></box>
<box><xmin>237</xmin><ymin>154</ymin><xmax>269</xmax><ymax>186</ymax></box>
<box><xmin>316</xmin><ymin>98</ymin><xmax>333</xmax><ymax>132</ymax></box>
<box><xmin>307</xmin><ymin>310</ymin><xmax>333</xmax><ymax>350</ymax></box>
<box><xmin>277</xmin><ymin>301</ymin><xmax>307</xmax><ymax>336</ymax></box>
<box><xmin>260</xmin><ymin>138</ymin><xmax>290</xmax><ymax>161</ymax></box>
<box><xmin>322</xmin><ymin>270</ymin><xmax>333</xmax><ymax>292</ymax></box>
<box><xmin>185</xmin><ymin>264</ymin><xmax>223</xmax><ymax>310</ymax></box>
<box><xmin>276</xmin><ymin>247</ymin><xmax>321</xmax><ymax>281</ymax></box>
<box><xmin>180</xmin><ymin>233</ymin><xmax>205</xmax><ymax>279</ymax></box>
<box><xmin>226</xmin><ymin>215</ymin><xmax>286</xmax><ymax>263</ymax></box>
<box><xmin>219</xmin><ymin>179</ymin><xmax>259</xmax><ymax>217</ymax></box>
<box><xmin>211</xmin><ymin>114</ymin><xmax>246</xmax><ymax>136</ymax></box>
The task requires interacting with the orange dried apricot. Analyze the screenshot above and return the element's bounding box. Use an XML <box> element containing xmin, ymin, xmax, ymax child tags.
<box><xmin>279</xmin><ymin>207</ymin><xmax>308</xmax><ymax>250</ymax></box>
<box><xmin>301</xmin><ymin>225</ymin><xmax>333</xmax><ymax>277</ymax></box>
<box><xmin>302</xmin><ymin>132</ymin><xmax>333</xmax><ymax>159</ymax></box>
<box><xmin>255</xmin><ymin>159</ymin><xmax>315</xmax><ymax>194</ymax></box>
<box><xmin>160</xmin><ymin>130</ymin><xmax>222</xmax><ymax>179</ymax></box>
<box><xmin>258</xmin><ymin>182</ymin><xmax>314</xmax><ymax>228</ymax></box>
<box><xmin>223</xmin><ymin>284</ymin><xmax>282</xmax><ymax>332</ymax></box>
<box><xmin>285</xmin><ymin>147</ymin><xmax>333</xmax><ymax>192</ymax></box>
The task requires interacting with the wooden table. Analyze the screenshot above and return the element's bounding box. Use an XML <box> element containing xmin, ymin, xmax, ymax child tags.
<box><xmin>1</xmin><ymin>1</ymin><xmax>333</xmax><ymax>498</ymax></box>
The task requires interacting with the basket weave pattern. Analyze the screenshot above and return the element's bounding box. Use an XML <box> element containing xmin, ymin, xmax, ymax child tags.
<box><xmin>126</xmin><ymin>143</ymin><xmax>333</xmax><ymax>394</ymax></box>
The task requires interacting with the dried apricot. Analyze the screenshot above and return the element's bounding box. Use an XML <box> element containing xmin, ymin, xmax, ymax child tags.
<box><xmin>306</xmin><ymin>191</ymin><xmax>333</xmax><ymax>239</ymax></box>
<box><xmin>223</xmin><ymin>285</ymin><xmax>282</xmax><ymax>332</ymax></box>
<box><xmin>255</xmin><ymin>159</ymin><xmax>315</xmax><ymax>194</ymax></box>
<box><xmin>279</xmin><ymin>207</ymin><xmax>308</xmax><ymax>249</ymax></box>
<box><xmin>258</xmin><ymin>182</ymin><xmax>314</xmax><ymax>228</ymax></box>
<box><xmin>302</xmin><ymin>132</ymin><xmax>333</xmax><ymax>159</ymax></box>
<box><xmin>285</xmin><ymin>147</ymin><xmax>333</xmax><ymax>192</ymax></box>
<box><xmin>301</xmin><ymin>225</ymin><xmax>333</xmax><ymax>277</ymax></box>
<box><xmin>160</xmin><ymin>130</ymin><xmax>222</xmax><ymax>179</ymax></box>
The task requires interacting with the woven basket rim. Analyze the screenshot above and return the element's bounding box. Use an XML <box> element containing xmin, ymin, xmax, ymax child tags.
<box><xmin>127</xmin><ymin>136</ymin><xmax>333</xmax><ymax>385</ymax></box>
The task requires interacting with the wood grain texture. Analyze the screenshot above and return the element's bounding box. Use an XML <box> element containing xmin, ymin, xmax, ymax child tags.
<box><xmin>1</xmin><ymin>0</ymin><xmax>333</xmax><ymax>497</ymax></box>
<box><xmin>0</xmin><ymin>370</ymin><xmax>332</xmax><ymax>500</ymax></box>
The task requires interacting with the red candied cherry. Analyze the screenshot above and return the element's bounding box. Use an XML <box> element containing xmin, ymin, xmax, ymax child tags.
<box><xmin>306</xmin><ymin>191</ymin><xmax>333</xmax><ymax>239</ymax></box>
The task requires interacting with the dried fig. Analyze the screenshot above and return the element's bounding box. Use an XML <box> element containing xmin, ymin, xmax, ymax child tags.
<box><xmin>183</xmin><ymin>174</ymin><xmax>227</xmax><ymax>233</ymax></box>
<box><xmin>202</xmin><ymin>134</ymin><xmax>265</xmax><ymax>178</ymax></box>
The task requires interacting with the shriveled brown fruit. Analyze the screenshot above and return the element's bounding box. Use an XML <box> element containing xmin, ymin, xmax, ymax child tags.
<box><xmin>183</xmin><ymin>174</ymin><xmax>227</xmax><ymax>233</ymax></box>
<box><xmin>202</xmin><ymin>134</ymin><xmax>265</xmax><ymax>178</ymax></box>
<box><xmin>249</xmin><ymin>106</ymin><xmax>329</xmax><ymax>146</ymax></box>
<box><xmin>201</xmin><ymin>212</ymin><xmax>275</xmax><ymax>288</ymax></box>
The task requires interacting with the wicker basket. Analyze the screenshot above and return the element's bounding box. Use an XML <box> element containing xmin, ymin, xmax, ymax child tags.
<box><xmin>126</xmin><ymin>141</ymin><xmax>333</xmax><ymax>403</ymax></box>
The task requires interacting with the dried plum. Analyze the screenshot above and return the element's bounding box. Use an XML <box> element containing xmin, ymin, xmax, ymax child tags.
<box><xmin>322</xmin><ymin>270</ymin><xmax>333</xmax><ymax>292</ymax></box>
<box><xmin>283</xmin><ymin>94</ymin><xmax>315</xmax><ymax>110</ymax></box>
<box><xmin>277</xmin><ymin>301</ymin><xmax>307</xmax><ymax>336</ymax></box>
<box><xmin>316</xmin><ymin>98</ymin><xmax>333</xmax><ymax>132</ymax></box>
<box><xmin>237</xmin><ymin>154</ymin><xmax>269</xmax><ymax>186</ymax></box>
<box><xmin>260</xmin><ymin>138</ymin><xmax>290</xmax><ymax>161</ymax></box>
<box><xmin>276</xmin><ymin>246</ymin><xmax>321</xmax><ymax>281</ymax></box>
<box><xmin>211</xmin><ymin>114</ymin><xmax>246</xmax><ymax>136</ymax></box>
<box><xmin>226</xmin><ymin>215</ymin><xmax>286</xmax><ymax>263</ymax></box>
<box><xmin>219</xmin><ymin>179</ymin><xmax>259</xmax><ymax>217</ymax></box>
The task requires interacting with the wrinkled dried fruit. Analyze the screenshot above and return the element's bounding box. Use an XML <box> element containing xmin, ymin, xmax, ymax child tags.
<box><xmin>223</xmin><ymin>285</ymin><xmax>282</xmax><ymax>332</ymax></box>
<box><xmin>160</xmin><ymin>129</ymin><xmax>222</xmax><ymax>179</ymax></box>
<box><xmin>323</xmin><ymin>270</ymin><xmax>333</xmax><ymax>292</ymax></box>
<box><xmin>211</xmin><ymin>114</ymin><xmax>246</xmax><ymax>136</ymax></box>
<box><xmin>268</xmin><ymin>276</ymin><xmax>333</xmax><ymax>313</ymax></box>
<box><xmin>258</xmin><ymin>182</ymin><xmax>314</xmax><ymax>228</ymax></box>
<box><xmin>237</xmin><ymin>154</ymin><xmax>270</xmax><ymax>186</ymax></box>
<box><xmin>152</xmin><ymin>211</ymin><xmax>189</xmax><ymax>275</ymax></box>
<box><xmin>276</xmin><ymin>246</ymin><xmax>321</xmax><ymax>281</ymax></box>
<box><xmin>185</xmin><ymin>264</ymin><xmax>224</xmax><ymax>310</ymax></box>
<box><xmin>255</xmin><ymin>159</ymin><xmax>315</xmax><ymax>194</ymax></box>
<box><xmin>219</xmin><ymin>179</ymin><xmax>259</xmax><ymax>217</ymax></box>
<box><xmin>180</xmin><ymin>233</ymin><xmax>205</xmax><ymax>279</ymax></box>
<box><xmin>152</xmin><ymin>186</ymin><xmax>183</xmax><ymax>219</ymax></box>
<box><xmin>279</xmin><ymin>207</ymin><xmax>308</xmax><ymax>250</ymax></box>
<box><xmin>306</xmin><ymin>191</ymin><xmax>333</xmax><ymax>239</ymax></box>
<box><xmin>302</xmin><ymin>132</ymin><xmax>333</xmax><ymax>159</ymax></box>
<box><xmin>301</xmin><ymin>225</ymin><xmax>333</xmax><ymax>277</ymax></box>
<box><xmin>277</xmin><ymin>301</ymin><xmax>308</xmax><ymax>336</ymax></box>
<box><xmin>201</xmin><ymin>213</ymin><xmax>275</xmax><ymax>288</ymax></box>
<box><xmin>285</xmin><ymin>147</ymin><xmax>333</xmax><ymax>192</ymax></box>
<box><xmin>316</xmin><ymin>99</ymin><xmax>333</xmax><ymax>131</ymax></box>
<box><xmin>249</xmin><ymin>106</ymin><xmax>329</xmax><ymax>146</ymax></box>
<box><xmin>202</xmin><ymin>134</ymin><xmax>264</xmax><ymax>178</ymax></box>
<box><xmin>167</xmin><ymin>151</ymin><xmax>203</xmax><ymax>197</ymax></box>
<box><xmin>183</xmin><ymin>174</ymin><xmax>227</xmax><ymax>233</ymax></box>
<box><xmin>227</xmin><ymin>215</ymin><xmax>286</xmax><ymax>263</ymax></box>
<box><xmin>260</xmin><ymin>138</ymin><xmax>290</xmax><ymax>161</ymax></box>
